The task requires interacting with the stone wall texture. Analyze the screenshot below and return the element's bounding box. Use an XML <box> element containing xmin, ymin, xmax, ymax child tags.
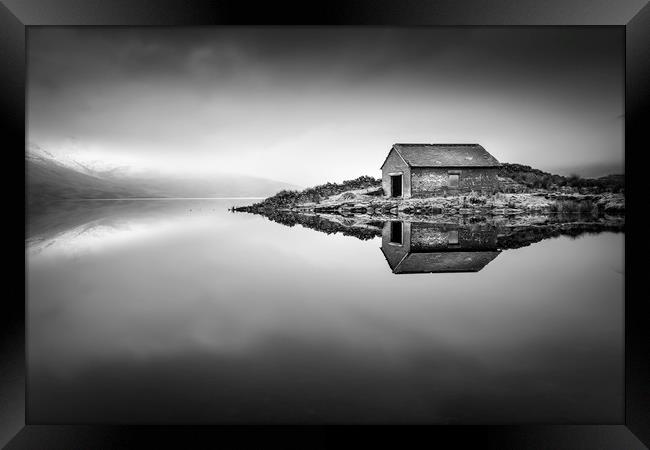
<box><xmin>410</xmin><ymin>223</ymin><xmax>498</xmax><ymax>251</ymax></box>
<box><xmin>410</xmin><ymin>167</ymin><xmax>500</xmax><ymax>197</ymax></box>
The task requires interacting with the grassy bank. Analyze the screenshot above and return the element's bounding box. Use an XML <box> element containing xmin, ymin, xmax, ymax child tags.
<box><xmin>234</xmin><ymin>165</ymin><xmax>624</xmax><ymax>215</ymax></box>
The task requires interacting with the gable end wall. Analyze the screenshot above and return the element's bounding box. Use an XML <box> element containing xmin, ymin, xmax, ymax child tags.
<box><xmin>381</xmin><ymin>149</ymin><xmax>412</xmax><ymax>198</ymax></box>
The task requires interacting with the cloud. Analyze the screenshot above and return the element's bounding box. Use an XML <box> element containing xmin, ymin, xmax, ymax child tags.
<box><xmin>28</xmin><ymin>27</ymin><xmax>624</xmax><ymax>184</ymax></box>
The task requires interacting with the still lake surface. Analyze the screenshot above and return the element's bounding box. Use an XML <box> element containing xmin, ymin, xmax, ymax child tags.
<box><xmin>27</xmin><ymin>199</ymin><xmax>624</xmax><ymax>424</ymax></box>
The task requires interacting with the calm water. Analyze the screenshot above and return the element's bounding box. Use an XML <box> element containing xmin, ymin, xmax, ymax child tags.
<box><xmin>27</xmin><ymin>199</ymin><xmax>624</xmax><ymax>424</ymax></box>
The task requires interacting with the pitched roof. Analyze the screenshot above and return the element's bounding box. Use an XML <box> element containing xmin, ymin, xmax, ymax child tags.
<box><xmin>392</xmin><ymin>251</ymin><xmax>501</xmax><ymax>274</ymax></box>
<box><xmin>390</xmin><ymin>143</ymin><xmax>500</xmax><ymax>168</ymax></box>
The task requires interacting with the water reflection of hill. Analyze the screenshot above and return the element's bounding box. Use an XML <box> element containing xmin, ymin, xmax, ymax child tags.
<box><xmin>26</xmin><ymin>199</ymin><xmax>227</xmax><ymax>247</ymax></box>
<box><xmin>253</xmin><ymin>209</ymin><xmax>624</xmax><ymax>252</ymax></box>
<box><xmin>27</xmin><ymin>201</ymin><xmax>625</xmax><ymax>269</ymax></box>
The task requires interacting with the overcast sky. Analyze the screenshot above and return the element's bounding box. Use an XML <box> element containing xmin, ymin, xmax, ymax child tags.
<box><xmin>28</xmin><ymin>27</ymin><xmax>623</xmax><ymax>186</ymax></box>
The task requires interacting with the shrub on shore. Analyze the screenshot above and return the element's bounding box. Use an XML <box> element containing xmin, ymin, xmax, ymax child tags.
<box><xmin>248</xmin><ymin>175</ymin><xmax>381</xmax><ymax>209</ymax></box>
<box><xmin>548</xmin><ymin>199</ymin><xmax>598</xmax><ymax>214</ymax></box>
<box><xmin>499</xmin><ymin>163</ymin><xmax>624</xmax><ymax>193</ymax></box>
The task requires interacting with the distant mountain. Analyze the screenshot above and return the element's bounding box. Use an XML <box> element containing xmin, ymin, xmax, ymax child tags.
<box><xmin>27</xmin><ymin>151</ymin><xmax>152</xmax><ymax>205</ymax></box>
<box><xmin>26</xmin><ymin>145</ymin><xmax>301</xmax><ymax>206</ymax></box>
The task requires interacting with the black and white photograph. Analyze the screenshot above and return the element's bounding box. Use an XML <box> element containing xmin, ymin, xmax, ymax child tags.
<box><xmin>25</xmin><ymin>26</ymin><xmax>626</xmax><ymax>425</ymax></box>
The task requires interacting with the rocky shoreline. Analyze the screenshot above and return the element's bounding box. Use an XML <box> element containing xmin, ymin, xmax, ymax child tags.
<box><xmin>232</xmin><ymin>177</ymin><xmax>625</xmax><ymax>249</ymax></box>
<box><xmin>234</xmin><ymin>188</ymin><xmax>625</xmax><ymax>217</ymax></box>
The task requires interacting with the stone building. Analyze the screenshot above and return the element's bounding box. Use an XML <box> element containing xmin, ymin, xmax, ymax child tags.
<box><xmin>380</xmin><ymin>221</ymin><xmax>501</xmax><ymax>274</ymax></box>
<box><xmin>380</xmin><ymin>143</ymin><xmax>501</xmax><ymax>198</ymax></box>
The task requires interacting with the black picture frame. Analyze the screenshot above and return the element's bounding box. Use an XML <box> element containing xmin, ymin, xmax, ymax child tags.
<box><xmin>3</xmin><ymin>1</ymin><xmax>648</xmax><ymax>448</ymax></box>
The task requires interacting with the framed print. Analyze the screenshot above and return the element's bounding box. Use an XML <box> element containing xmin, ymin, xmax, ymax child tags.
<box><xmin>3</xmin><ymin>0</ymin><xmax>649</xmax><ymax>448</ymax></box>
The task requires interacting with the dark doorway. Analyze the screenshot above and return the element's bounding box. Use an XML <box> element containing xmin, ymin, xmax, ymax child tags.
<box><xmin>390</xmin><ymin>221</ymin><xmax>403</xmax><ymax>244</ymax></box>
<box><xmin>390</xmin><ymin>174</ymin><xmax>403</xmax><ymax>197</ymax></box>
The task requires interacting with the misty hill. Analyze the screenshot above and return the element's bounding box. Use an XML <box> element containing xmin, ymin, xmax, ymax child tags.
<box><xmin>26</xmin><ymin>148</ymin><xmax>300</xmax><ymax>206</ymax></box>
<box><xmin>27</xmin><ymin>152</ymin><xmax>152</xmax><ymax>204</ymax></box>
<box><xmin>498</xmin><ymin>163</ymin><xmax>624</xmax><ymax>193</ymax></box>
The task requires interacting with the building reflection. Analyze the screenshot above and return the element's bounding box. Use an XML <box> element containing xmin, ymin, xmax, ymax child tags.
<box><xmin>380</xmin><ymin>221</ymin><xmax>501</xmax><ymax>274</ymax></box>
